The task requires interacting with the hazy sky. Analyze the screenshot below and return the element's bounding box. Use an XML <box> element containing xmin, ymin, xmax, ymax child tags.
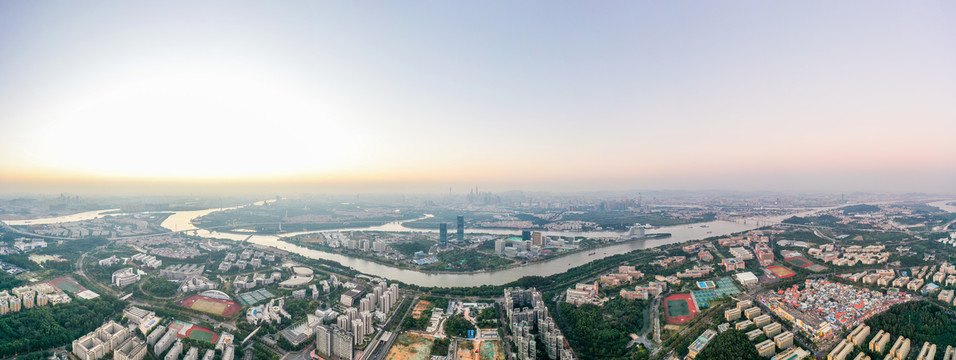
<box><xmin>1</xmin><ymin>1</ymin><xmax>954</xmax><ymax>194</ymax></box>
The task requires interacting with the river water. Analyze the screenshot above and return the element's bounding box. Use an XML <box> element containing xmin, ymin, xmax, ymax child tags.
<box><xmin>2</xmin><ymin>209</ymin><xmax>122</xmax><ymax>225</ymax></box>
<box><xmin>3</xmin><ymin>200</ymin><xmax>835</xmax><ymax>287</ymax></box>
<box><xmin>166</xmin><ymin>210</ymin><xmax>802</xmax><ymax>287</ymax></box>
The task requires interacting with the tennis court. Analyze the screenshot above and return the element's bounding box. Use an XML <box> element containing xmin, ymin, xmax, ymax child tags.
<box><xmin>697</xmin><ymin>281</ymin><xmax>716</xmax><ymax>289</ymax></box>
<box><xmin>238</xmin><ymin>288</ymin><xmax>275</xmax><ymax>306</ymax></box>
<box><xmin>806</xmin><ymin>264</ymin><xmax>828</xmax><ymax>272</ymax></box>
<box><xmin>691</xmin><ymin>277</ymin><xmax>740</xmax><ymax>308</ymax></box>
<box><xmin>785</xmin><ymin>256</ymin><xmax>828</xmax><ymax>272</ymax></box>
<box><xmin>785</xmin><ymin>256</ymin><xmax>811</xmax><ymax>267</ymax></box>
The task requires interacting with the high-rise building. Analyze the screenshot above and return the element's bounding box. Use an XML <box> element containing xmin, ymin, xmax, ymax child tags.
<box><xmin>439</xmin><ymin>223</ymin><xmax>448</xmax><ymax>249</ymax></box>
<box><xmin>457</xmin><ymin>216</ymin><xmax>464</xmax><ymax>242</ymax></box>
<box><xmin>315</xmin><ymin>325</ymin><xmax>331</xmax><ymax>357</ymax></box>
<box><xmin>331</xmin><ymin>326</ymin><xmax>354</xmax><ymax>360</ymax></box>
<box><xmin>532</xmin><ymin>232</ymin><xmax>543</xmax><ymax>247</ymax></box>
<box><xmin>495</xmin><ymin>239</ymin><xmax>506</xmax><ymax>255</ymax></box>
<box><xmin>522</xmin><ymin>230</ymin><xmax>531</xmax><ymax>241</ymax></box>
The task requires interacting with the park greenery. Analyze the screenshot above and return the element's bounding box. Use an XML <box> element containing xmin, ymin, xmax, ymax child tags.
<box><xmin>391</xmin><ymin>239</ymin><xmax>436</xmax><ymax>257</ymax></box>
<box><xmin>864</xmin><ymin>301</ymin><xmax>956</xmax><ymax>346</ymax></box>
<box><xmin>422</xmin><ymin>249</ymin><xmax>513</xmax><ymax>272</ymax></box>
<box><xmin>556</xmin><ymin>297</ymin><xmax>647</xmax><ymax>360</ymax></box>
<box><xmin>0</xmin><ymin>272</ymin><xmax>24</xmax><ymax>291</ymax></box>
<box><xmin>693</xmin><ymin>329</ymin><xmax>760</xmax><ymax>360</ymax></box>
<box><xmin>141</xmin><ymin>276</ymin><xmax>178</xmax><ymax>297</ymax></box>
<box><xmin>443</xmin><ymin>314</ymin><xmax>475</xmax><ymax>338</ymax></box>
<box><xmin>475</xmin><ymin>305</ymin><xmax>498</xmax><ymax>328</ymax></box>
<box><xmin>0</xmin><ymin>297</ymin><xmax>125</xmax><ymax>357</ymax></box>
<box><xmin>562</xmin><ymin>210</ymin><xmax>715</xmax><ymax>230</ymax></box>
<box><xmin>430</xmin><ymin>338</ymin><xmax>451</xmax><ymax>356</ymax></box>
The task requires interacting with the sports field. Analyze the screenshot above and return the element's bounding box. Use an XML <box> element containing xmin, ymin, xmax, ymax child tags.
<box><xmin>785</xmin><ymin>256</ymin><xmax>811</xmax><ymax>267</ymax></box>
<box><xmin>766</xmin><ymin>265</ymin><xmax>796</xmax><ymax>278</ymax></box>
<box><xmin>187</xmin><ymin>328</ymin><xmax>217</xmax><ymax>342</ymax></box>
<box><xmin>691</xmin><ymin>277</ymin><xmax>741</xmax><ymax>308</ymax></box>
<box><xmin>666</xmin><ymin>299</ymin><xmax>690</xmax><ymax>317</ymax></box>
<box><xmin>806</xmin><ymin>264</ymin><xmax>828</xmax><ymax>272</ymax></box>
<box><xmin>49</xmin><ymin>277</ymin><xmax>84</xmax><ymax>294</ymax></box>
<box><xmin>697</xmin><ymin>281</ymin><xmax>716</xmax><ymax>289</ymax></box>
<box><xmin>785</xmin><ymin>256</ymin><xmax>828</xmax><ymax>272</ymax></box>
<box><xmin>663</xmin><ymin>294</ymin><xmax>698</xmax><ymax>324</ymax></box>
<box><xmin>168</xmin><ymin>320</ymin><xmax>219</xmax><ymax>343</ymax></box>
<box><xmin>179</xmin><ymin>295</ymin><xmax>240</xmax><ymax>317</ymax></box>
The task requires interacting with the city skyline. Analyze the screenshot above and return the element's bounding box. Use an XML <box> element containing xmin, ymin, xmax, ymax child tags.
<box><xmin>1</xmin><ymin>1</ymin><xmax>955</xmax><ymax>195</ymax></box>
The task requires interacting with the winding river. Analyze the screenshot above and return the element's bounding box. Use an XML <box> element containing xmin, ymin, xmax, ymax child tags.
<box><xmin>3</xmin><ymin>200</ymin><xmax>858</xmax><ymax>287</ymax></box>
<box><xmin>163</xmin><ymin>208</ymin><xmax>805</xmax><ymax>287</ymax></box>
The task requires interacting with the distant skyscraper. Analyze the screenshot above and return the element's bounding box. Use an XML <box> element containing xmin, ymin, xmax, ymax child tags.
<box><xmin>522</xmin><ymin>230</ymin><xmax>531</xmax><ymax>241</ymax></box>
<box><xmin>439</xmin><ymin>223</ymin><xmax>448</xmax><ymax>249</ymax></box>
<box><xmin>495</xmin><ymin>238</ymin><xmax>506</xmax><ymax>255</ymax></box>
<box><xmin>457</xmin><ymin>215</ymin><xmax>464</xmax><ymax>242</ymax></box>
<box><xmin>532</xmin><ymin>231</ymin><xmax>543</xmax><ymax>247</ymax></box>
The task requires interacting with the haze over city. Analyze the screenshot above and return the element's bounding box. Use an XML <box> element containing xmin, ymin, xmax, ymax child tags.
<box><xmin>1</xmin><ymin>1</ymin><xmax>954</xmax><ymax>195</ymax></box>
<box><xmin>5</xmin><ymin>3</ymin><xmax>956</xmax><ymax>360</ymax></box>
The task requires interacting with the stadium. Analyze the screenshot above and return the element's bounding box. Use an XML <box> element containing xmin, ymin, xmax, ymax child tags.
<box><xmin>664</xmin><ymin>293</ymin><xmax>698</xmax><ymax>324</ymax></box>
<box><xmin>178</xmin><ymin>295</ymin><xmax>241</xmax><ymax>317</ymax></box>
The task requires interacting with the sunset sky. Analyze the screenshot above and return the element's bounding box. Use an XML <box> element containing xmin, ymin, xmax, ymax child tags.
<box><xmin>1</xmin><ymin>1</ymin><xmax>954</xmax><ymax>194</ymax></box>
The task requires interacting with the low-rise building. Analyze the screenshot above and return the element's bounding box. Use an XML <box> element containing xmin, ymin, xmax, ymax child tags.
<box><xmin>847</xmin><ymin>324</ymin><xmax>870</xmax><ymax>346</ymax></box>
<box><xmin>725</xmin><ymin>308</ymin><xmax>741</xmax><ymax>321</ymax></box>
<box><xmin>746</xmin><ymin>329</ymin><xmax>765</xmax><ymax>341</ymax></box>
<box><xmin>112</xmin><ymin>268</ymin><xmax>140</xmax><ymax>287</ymax></box>
<box><xmin>753</xmin><ymin>314</ymin><xmax>771</xmax><ymax>327</ymax></box>
<box><xmin>869</xmin><ymin>330</ymin><xmax>890</xmax><ymax>353</ymax></box>
<box><xmin>771</xmin><ymin>347</ymin><xmax>810</xmax><ymax>360</ymax></box>
<box><xmin>774</xmin><ymin>331</ymin><xmax>794</xmax><ymax>349</ymax></box>
<box><xmin>763</xmin><ymin>322</ymin><xmax>782</xmax><ymax>338</ymax></box>
<box><xmin>829</xmin><ymin>340</ymin><xmax>853</xmax><ymax>360</ymax></box>
<box><xmin>756</xmin><ymin>339</ymin><xmax>776</xmax><ymax>357</ymax></box>
<box><xmin>687</xmin><ymin>329</ymin><xmax>717</xmax><ymax>359</ymax></box>
<box><xmin>114</xmin><ymin>337</ymin><xmax>147</xmax><ymax>360</ymax></box>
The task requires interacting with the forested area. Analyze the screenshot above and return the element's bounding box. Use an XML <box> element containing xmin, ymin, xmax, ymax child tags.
<box><xmin>694</xmin><ymin>330</ymin><xmax>760</xmax><ymax>360</ymax></box>
<box><xmin>443</xmin><ymin>314</ymin><xmax>475</xmax><ymax>337</ymax></box>
<box><xmin>475</xmin><ymin>305</ymin><xmax>498</xmax><ymax>328</ymax></box>
<box><xmin>422</xmin><ymin>249</ymin><xmax>512</xmax><ymax>272</ymax></box>
<box><xmin>557</xmin><ymin>297</ymin><xmax>647</xmax><ymax>360</ymax></box>
<box><xmin>0</xmin><ymin>272</ymin><xmax>24</xmax><ymax>291</ymax></box>
<box><xmin>0</xmin><ymin>297</ymin><xmax>125</xmax><ymax>356</ymax></box>
<box><xmin>391</xmin><ymin>239</ymin><xmax>436</xmax><ymax>257</ymax></box>
<box><xmin>865</xmin><ymin>301</ymin><xmax>956</xmax><ymax>346</ymax></box>
<box><xmin>562</xmin><ymin>211</ymin><xmax>715</xmax><ymax>230</ymax></box>
<box><xmin>141</xmin><ymin>276</ymin><xmax>178</xmax><ymax>297</ymax></box>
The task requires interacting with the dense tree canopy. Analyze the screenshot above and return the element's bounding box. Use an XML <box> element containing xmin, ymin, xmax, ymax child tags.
<box><xmin>865</xmin><ymin>301</ymin><xmax>956</xmax><ymax>346</ymax></box>
<box><xmin>0</xmin><ymin>297</ymin><xmax>125</xmax><ymax>356</ymax></box>
<box><xmin>557</xmin><ymin>297</ymin><xmax>646</xmax><ymax>360</ymax></box>
<box><xmin>694</xmin><ymin>330</ymin><xmax>760</xmax><ymax>360</ymax></box>
<box><xmin>443</xmin><ymin>314</ymin><xmax>475</xmax><ymax>338</ymax></box>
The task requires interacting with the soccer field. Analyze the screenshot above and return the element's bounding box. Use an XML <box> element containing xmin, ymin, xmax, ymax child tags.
<box><xmin>767</xmin><ymin>266</ymin><xmax>796</xmax><ymax>278</ymax></box>
<box><xmin>666</xmin><ymin>299</ymin><xmax>691</xmax><ymax>317</ymax></box>
<box><xmin>187</xmin><ymin>328</ymin><xmax>216</xmax><ymax>342</ymax></box>
<box><xmin>54</xmin><ymin>281</ymin><xmax>83</xmax><ymax>294</ymax></box>
<box><xmin>191</xmin><ymin>299</ymin><xmax>228</xmax><ymax>315</ymax></box>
